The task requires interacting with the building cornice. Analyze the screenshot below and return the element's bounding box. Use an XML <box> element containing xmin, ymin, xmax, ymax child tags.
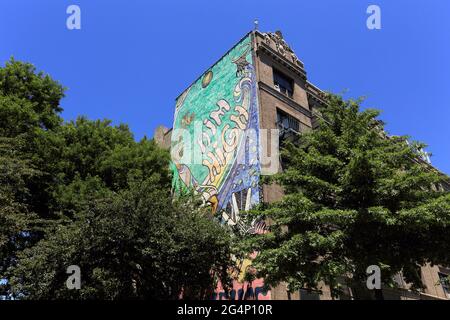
<box><xmin>306</xmin><ymin>81</ymin><xmax>328</xmax><ymax>107</ymax></box>
<box><xmin>256</xmin><ymin>40</ymin><xmax>307</xmax><ymax>81</ymax></box>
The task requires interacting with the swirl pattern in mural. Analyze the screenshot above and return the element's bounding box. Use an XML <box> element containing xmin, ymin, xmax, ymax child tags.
<box><xmin>171</xmin><ymin>34</ymin><xmax>261</xmax><ymax>230</ymax></box>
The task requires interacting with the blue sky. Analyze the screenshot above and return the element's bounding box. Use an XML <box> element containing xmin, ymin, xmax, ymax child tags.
<box><xmin>1</xmin><ymin>0</ymin><xmax>449</xmax><ymax>174</ymax></box>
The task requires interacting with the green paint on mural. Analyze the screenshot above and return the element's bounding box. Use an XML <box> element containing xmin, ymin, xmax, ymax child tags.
<box><xmin>171</xmin><ymin>33</ymin><xmax>259</xmax><ymax>214</ymax></box>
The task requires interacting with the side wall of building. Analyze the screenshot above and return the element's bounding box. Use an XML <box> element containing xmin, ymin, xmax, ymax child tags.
<box><xmin>171</xmin><ymin>33</ymin><xmax>261</xmax><ymax>227</ymax></box>
<box><xmin>253</xmin><ymin>31</ymin><xmax>313</xmax><ymax>204</ymax></box>
<box><xmin>169</xmin><ymin>33</ymin><xmax>271</xmax><ymax>300</ymax></box>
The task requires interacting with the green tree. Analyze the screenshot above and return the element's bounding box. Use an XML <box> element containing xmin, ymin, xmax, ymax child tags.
<box><xmin>6</xmin><ymin>175</ymin><xmax>233</xmax><ymax>300</ymax></box>
<box><xmin>0</xmin><ymin>58</ymin><xmax>65</xmax><ymax>131</ymax></box>
<box><xmin>53</xmin><ymin>117</ymin><xmax>171</xmax><ymax>192</ymax></box>
<box><xmin>0</xmin><ymin>58</ymin><xmax>65</xmax><ymax>222</ymax></box>
<box><xmin>0</xmin><ymin>137</ymin><xmax>40</xmax><ymax>280</ymax></box>
<box><xmin>0</xmin><ymin>59</ymin><xmax>234</xmax><ymax>299</ymax></box>
<box><xmin>243</xmin><ymin>94</ymin><xmax>450</xmax><ymax>298</ymax></box>
<box><xmin>0</xmin><ymin>59</ymin><xmax>67</xmax><ymax>285</ymax></box>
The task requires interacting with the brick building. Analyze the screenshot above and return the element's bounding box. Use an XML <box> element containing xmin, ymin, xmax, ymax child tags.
<box><xmin>154</xmin><ymin>30</ymin><xmax>450</xmax><ymax>300</ymax></box>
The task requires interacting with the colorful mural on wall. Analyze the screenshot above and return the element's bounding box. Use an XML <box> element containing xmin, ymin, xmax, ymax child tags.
<box><xmin>170</xmin><ymin>33</ymin><xmax>270</xmax><ymax>300</ymax></box>
<box><xmin>212</xmin><ymin>253</ymin><xmax>271</xmax><ymax>301</ymax></box>
<box><xmin>171</xmin><ymin>34</ymin><xmax>261</xmax><ymax>231</ymax></box>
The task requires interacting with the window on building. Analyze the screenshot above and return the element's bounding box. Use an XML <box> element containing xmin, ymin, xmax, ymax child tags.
<box><xmin>273</xmin><ymin>69</ymin><xmax>294</xmax><ymax>98</ymax></box>
<box><xmin>277</xmin><ymin>109</ymin><xmax>301</xmax><ymax>154</ymax></box>
<box><xmin>277</xmin><ymin>109</ymin><xmax>300</xmax><ymax>133</ymax></box>
<box><xmin>438</xmin><ymin>272</ymin><xmax>450</xmax><ymax>298</ymax></box>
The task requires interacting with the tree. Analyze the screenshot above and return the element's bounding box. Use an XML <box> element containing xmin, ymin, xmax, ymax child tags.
<box><xmin>6</xmin><ymin>175</ymin><xmax>233</xmax><ymax>300</ymax></box>
<box><xmin>0</xmin><ymin>58</ymin><xmax>66</xmax><ymax>226</ymax></box>
<box><xmin>0</xmin><ymin>136</ymin><xmax>40</xmax><ymax>280</ymax></box>
<box><xmin>0</xmin><ymin>59</ymin><xmax>68</xmax><ymax>286</ymax></box>
<box><xmin>0</xmin><ymin>59</ymin><xmax>234</xmax><ymax>299</ymax></box>
<box><xmin>0</xmin><ymin>57</ymin><xmax>65</xmax><ymax>131</ymax></box>
<box><xmin>243</xmin><ymin>94</ymin><xmax>450</xmax><ymax>298</ymax></box>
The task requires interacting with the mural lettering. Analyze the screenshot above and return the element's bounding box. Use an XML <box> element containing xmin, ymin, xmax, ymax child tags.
<box><xmin>171</xmin><ymin>33</ymin><xmax>270</xmax><ymax>300</ymax></box>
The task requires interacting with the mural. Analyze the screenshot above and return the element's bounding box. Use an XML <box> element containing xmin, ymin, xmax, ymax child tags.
<box><xmin>212</xmin><ymin>252</ymin><xmax>271</xmax><ymax>301</ymax></box>
<box><xmin>171</xmin><ymin>33</ymin><xmax>270</xmax><ymax>300</ymax></box>
<box><xmin>171</xmin><ymin>34</ymin><xmax>260</xmax><ymax>230</ymax></box>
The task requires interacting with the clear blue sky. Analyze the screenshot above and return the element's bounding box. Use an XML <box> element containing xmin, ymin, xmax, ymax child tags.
<box><xmin>1</xmin><ymin>0</ymin><xmax>449</xmax><ymax>175</ymax></box>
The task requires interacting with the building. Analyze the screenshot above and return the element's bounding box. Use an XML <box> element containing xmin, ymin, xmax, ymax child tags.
<box><xmin>154</xmin><ymin>30</ymin><xmax>450</xmax><ymax>300</ymax></box>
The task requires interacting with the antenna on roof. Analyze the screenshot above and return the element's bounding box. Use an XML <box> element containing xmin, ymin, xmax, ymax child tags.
<box><xmin>254</xmin><ymin>19</ymin><xmax>259</xmax><ymax>31</ymax></box>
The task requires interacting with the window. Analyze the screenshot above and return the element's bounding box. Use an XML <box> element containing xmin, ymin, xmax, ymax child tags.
<box><xmin>277</xmin><ymin>109</ymin><xmax>300</xmax><ymax>133</ymax></box>
<box><xmin>273</xmin><ymin>69</ymin><xmax>294</xmax><ymax>98</ymax></box>
<box><xmin>438</xmin><ymin>272</ymin><xmax>450</xmax><ymax>298</ymax></box>
<box><xmin>277</xmin><ymin>109</ymin><xmax>301</xmax><ymax>151</ymax></box>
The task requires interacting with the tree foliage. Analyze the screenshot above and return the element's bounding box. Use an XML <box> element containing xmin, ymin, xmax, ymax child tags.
<box><xmin>0</xmin><ymin>58</ymin><xmax>233</xmax><ymax>299</ymax></box>
<box><xmin>243</xmin><ymin>94</ymin><xmax>450</xmax><ymax>297</ymax></box>
<box><xmin>6</xmin><ymin>177</ymin><xmax>232</xmax><ymax>300</ymax></box>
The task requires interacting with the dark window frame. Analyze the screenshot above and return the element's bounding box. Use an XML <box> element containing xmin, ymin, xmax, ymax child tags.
<box><xmin>276</xmin><ymin>108</ymin><xmax>300</xmax><ymax>133</ymax></box>
<box><xmin>273</xmin><ymin>68</ymin><xmax>294</xmax><ymax>98</ymax></box>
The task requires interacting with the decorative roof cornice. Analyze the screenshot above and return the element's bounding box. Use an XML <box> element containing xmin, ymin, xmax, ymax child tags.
<box><xmin>255</xmin><ymin>30</ymin><xmax>307</xmax><ymax>80</ymax></box>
